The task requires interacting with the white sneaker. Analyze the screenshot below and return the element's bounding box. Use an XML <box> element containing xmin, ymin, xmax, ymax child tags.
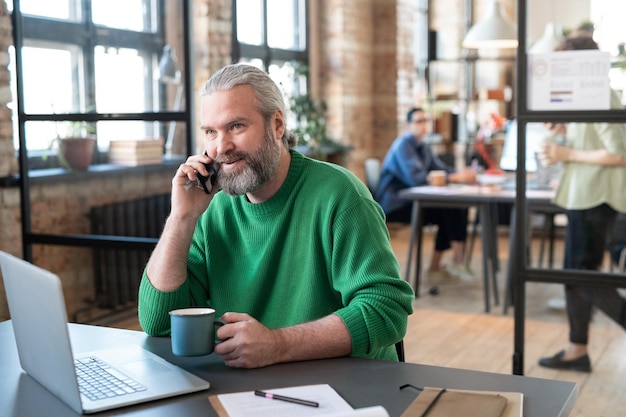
<box><xmin>444</xmin><ymin>263</ymin><xmax>474</xmax><ymax>281</ymax></box>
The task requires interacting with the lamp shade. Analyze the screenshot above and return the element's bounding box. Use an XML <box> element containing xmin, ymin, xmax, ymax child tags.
<box><xmin>462</xmin><ymin>0</ymin><xmax>518</xmax><ymax>49</ymax></box>
<box><xmin>158</xmin><ymin>45</ymin><xmax>181</xmax><ymax>83</ymax></box>
<box><xmin>529</xmin><ymin>22</ymin><xmax>563</xmax><ymax>53</ymax></box>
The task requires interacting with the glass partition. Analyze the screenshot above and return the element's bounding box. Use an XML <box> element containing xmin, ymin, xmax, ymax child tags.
<box><xmin>523</xmin><ymin>0</ymin><xmax>626</xmax><ymax>276</ymax></box>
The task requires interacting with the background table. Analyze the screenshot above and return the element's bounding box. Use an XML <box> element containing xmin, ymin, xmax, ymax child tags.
<box><xmin>0</xmin><ymin>321</ymin><xmax>577</xmax><ymax>417</ymax></box>
<box><xmin>399</xmin><ymin>185</ymin><xmax>556</xmax><ymax>313</ymax></box>
<box><xmin>399</xmin><ymin>185</ymin><xmax>500</xmax><ymax>312</ymax></box>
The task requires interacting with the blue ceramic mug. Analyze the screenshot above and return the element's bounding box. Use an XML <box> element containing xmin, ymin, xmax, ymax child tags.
<box><xmin>169</xmin><ymin>308</ymin><xmax>222</xmax><ymax>356</ymax></box>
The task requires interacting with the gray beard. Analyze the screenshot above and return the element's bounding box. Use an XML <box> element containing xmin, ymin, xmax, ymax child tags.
<box><xmin>217</xmin><ymin>125</ymin><xmax>282</xmax><ymax>196</ymax></box>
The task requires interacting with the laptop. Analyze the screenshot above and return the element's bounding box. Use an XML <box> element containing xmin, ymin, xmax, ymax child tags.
<box><xmin>499</xmin><ymin>120</ymin><xmax>562</xmax><ymax>191</ymax></box>
<box><xmin>0</xmin><ymin>250</ymin><xmax>210</xmax><ymax>414</ymax></box>
<box><xmin>499</xmin><ymin>120</ymin><xmax>546</xmax><ymax>173</ymax></box>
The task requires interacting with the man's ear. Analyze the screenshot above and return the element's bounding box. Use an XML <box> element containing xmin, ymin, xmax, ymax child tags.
<box><xmin>272</xmin><ymin>109</ymin><xmax>285</xmax><ymax>141</ymax></box>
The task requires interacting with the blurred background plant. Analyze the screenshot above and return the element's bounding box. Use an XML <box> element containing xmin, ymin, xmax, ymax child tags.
<box><xmin>288</xmin><ymin>64</ymin><xmax>351</xmax><ymax>161</ymax></box>
<box><xmin>44</xmin><ymin>109</ymin><xmax>97</xmax><ymax>170</ymax></box>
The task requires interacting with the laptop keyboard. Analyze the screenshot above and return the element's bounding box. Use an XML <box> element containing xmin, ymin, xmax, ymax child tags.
<box><xmin>75</xmin><ymin>357</ymin><xmax>147</xmax><ymax>401</ymax></box>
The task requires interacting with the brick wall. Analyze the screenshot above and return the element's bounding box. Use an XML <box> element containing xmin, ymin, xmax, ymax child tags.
<box><xmin>27</xmin><ymin>172</ymin><xmax>174</xmax><ymax>318</ymax></box>
<box><xmin>0</xmin><ymin>1</ymin><xmax>16</xmax><ymax>178</ymax></box>
<box><xmin>318</xmin><ymin>0</ymin><xmax>418</xmax><ymax>178</ymax></box>
<box><xmin>192</xmin><ymin>0</ymin><xmax>232</xmax><ymax>154</ymax></box>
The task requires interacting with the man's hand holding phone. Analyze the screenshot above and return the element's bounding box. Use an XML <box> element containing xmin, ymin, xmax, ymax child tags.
<box><xmin>172</xmin><ymin>153</ymin><xmax>221</xmax><ymax>219</ymax></box>
<box><xmin>194</xmin><ymin>160</ymin><xmax>220</xmax><ymax>194</ymax></box>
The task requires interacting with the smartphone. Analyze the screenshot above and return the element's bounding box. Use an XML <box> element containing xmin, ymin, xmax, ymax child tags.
<box><xmin>196</xmin><ymin>160</ymin><xmax>220</xmax><ymax>194</ymax></box>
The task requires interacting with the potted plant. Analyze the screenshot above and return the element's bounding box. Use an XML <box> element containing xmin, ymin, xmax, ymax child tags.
<box><xmin>288</xmin><ymin>64</ymin><xmax>352</xmax><ymax>164</ymax></box>
<box><xmin>52</xmin><ymin>120</ymin><xmax>97</xmax><ymax>170</ymax></box>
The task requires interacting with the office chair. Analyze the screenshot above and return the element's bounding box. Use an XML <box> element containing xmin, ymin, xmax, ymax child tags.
<box><xmin>395</xmin><ymin>340</ymin><xmax>405</xmax><ymax>363</ymax></box>
<box><xmin>363</xmin><ymin>159</ymin><xmax>406</xmax><ymax>362</ymax></box>
<box><xmin>364</xmin><ymin>158</ymin><xmax>381</xmax><ymax>195</ymax></box>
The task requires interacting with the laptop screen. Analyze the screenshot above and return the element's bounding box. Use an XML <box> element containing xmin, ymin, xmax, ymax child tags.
<box><xmin>499</xmin><ymin>120</ymin><xmax>550</xmax><ymax>172</ymax></box>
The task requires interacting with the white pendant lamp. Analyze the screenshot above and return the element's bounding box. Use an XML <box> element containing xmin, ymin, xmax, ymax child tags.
<box><xmin>529</xmin><ymin>22</ymin><xmax>563</xmax><ymax>53</ymax></box>
<box><xmin>462</xmin><ymin>0</ymin><xmax>518</xmax><ymax>49</ymax></box>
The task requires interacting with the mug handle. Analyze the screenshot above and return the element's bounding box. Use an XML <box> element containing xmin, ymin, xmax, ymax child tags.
<box><xmin>214</xmin><ymin>319</ymin><xmax>226</xmax><ymax>344</ymax></box>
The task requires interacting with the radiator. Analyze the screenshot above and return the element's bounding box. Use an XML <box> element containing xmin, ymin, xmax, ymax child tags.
<box><xmin>90</xmin><ymin>193</ymin><xmax>170</xmax><ymax>309</ymax></box>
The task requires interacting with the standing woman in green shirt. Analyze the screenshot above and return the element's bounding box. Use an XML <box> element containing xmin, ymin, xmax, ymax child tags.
<box><xmin>537</xmin><ymin>35</ymin><xmax>626</xmax><ymax>373</ymax></box>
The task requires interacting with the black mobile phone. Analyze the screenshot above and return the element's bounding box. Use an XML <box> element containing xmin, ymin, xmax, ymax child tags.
<box><xmin>196</xmin><ymin>160</ymin><xmax>220</xmax><ymax>194</ymax></box>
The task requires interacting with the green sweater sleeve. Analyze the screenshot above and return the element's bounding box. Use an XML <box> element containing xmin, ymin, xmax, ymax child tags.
<box><xmin>329</xmin><ymin>193</ymin><xmax>414</xmax><ymax>359</ymax></box>
<box><xmin>138</xmin><ymin>250</ymin><xmax>213</xmax><ymax>336</ymax></box>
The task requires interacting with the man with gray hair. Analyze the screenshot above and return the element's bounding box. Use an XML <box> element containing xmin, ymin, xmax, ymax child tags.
<box><xmin>138</xmin><ymin>64</ymin><xmax>414</xmax><ymax>368</ymax></box>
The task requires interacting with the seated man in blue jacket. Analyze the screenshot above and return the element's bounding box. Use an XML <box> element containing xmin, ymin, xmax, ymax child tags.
<box><xmin>375</xmin><ymin>107</ymin><xmax>476</xmax><ymax>281</ymax></box>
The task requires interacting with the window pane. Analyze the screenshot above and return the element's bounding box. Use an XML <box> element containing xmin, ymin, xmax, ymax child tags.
<box><xmin>269</xmin><ymin>60</ymin><xmax>299</xmax><ymax>96</ymax></box>
<box><xmin>237</xmin><ymin>0</ymin><xmax>264</xmax><ymax>45</ymax></box>
<box><xmin>94</xmin><ymin>46</ymin><xmax>152</xmax><ymax>113</ymax></box>
<box><xmin>94</xmin><ymin>46</ymin><xmax>178</xmax><ymax>146</ymax></box>
<box><xmin>268</xmin><ymin>61</ymin><xmax>304</xmax><ymax>130</ymax></box>
<box><xmin>237</xmin><ymin>57</ymin><xmax>264</xmax><ymax>69</ymax></box>
<box><xmin>268</xmin><ymin>0</ymin><xmax>306</xmax><ymax>50</ymax></box>
<box><xmin>92</xmin><ymin>0</ymin><xmax>153</xmax><ymax>32</ymax></box>
<box><xmin>97</xmin><ymin>120</ymin><xmax>160</xmax><ymax>147</ymax></box>
<box><xmin>16</xmin><ymin>0</ymin><xmax>80</xmax><ymax>21</ymax></box>
<box><xmin>23</xmin><ymin>121</ymin><xmax>60</xmax><ymax>151</ymax></box>
<box><xmin>21</xmin><ymin>45</ymin><xmax>79</xmax><ymax>115</ymax></box>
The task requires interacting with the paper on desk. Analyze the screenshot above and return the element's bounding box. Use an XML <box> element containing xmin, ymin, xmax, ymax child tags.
<box><xmin>208</xmin><ymin>384</ymin><xmax>389</xmax><ymax>417</ymax></box>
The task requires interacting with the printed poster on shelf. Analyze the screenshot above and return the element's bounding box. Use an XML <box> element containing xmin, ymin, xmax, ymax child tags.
<box><xmin>527</xmin><ymin>50</ymin><xmax>611</xmax><ymax>110</ymax></box>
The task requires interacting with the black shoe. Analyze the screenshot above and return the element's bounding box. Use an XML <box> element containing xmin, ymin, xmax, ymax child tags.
<box><xmin>538</xmin><ymin>350</ymin><xmax>592</xmax><ymax>372</ymax></box>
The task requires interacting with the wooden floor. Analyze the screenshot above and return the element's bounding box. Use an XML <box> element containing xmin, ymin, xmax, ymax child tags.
<box><xmin>107</xmin><ymin>224</ymin><xmax>626</xmax><ymax>416</ymax></box>
<box><xmin>390</xmin><ymin>225</ymin><xmax>626</xmax><ymax>417</ymax></box>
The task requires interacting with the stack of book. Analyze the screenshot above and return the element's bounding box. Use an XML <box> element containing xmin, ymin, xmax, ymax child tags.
<box><xmin>108</xmin><ymin>138</ymin><xmax>164</xmax><ymax>166</ymax></box>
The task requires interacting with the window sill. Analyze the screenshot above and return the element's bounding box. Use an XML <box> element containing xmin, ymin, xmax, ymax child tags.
<box><xmin>0</xmin><ymin>155</ymin><xmax>185</xmax><ymax>187</ymax></box>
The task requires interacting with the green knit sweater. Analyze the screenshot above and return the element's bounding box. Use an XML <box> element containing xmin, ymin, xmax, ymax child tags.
<box><xmin>138</xmin><ymin>150</ymin><xmax>414</xmax><ymax>361</ymax></box>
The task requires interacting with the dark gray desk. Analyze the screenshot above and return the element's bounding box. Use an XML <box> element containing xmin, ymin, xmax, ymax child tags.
<box><xmin>0</xmin><ymin>321</ymin><xmax>577</xmax><ymax>416</ymax></box>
